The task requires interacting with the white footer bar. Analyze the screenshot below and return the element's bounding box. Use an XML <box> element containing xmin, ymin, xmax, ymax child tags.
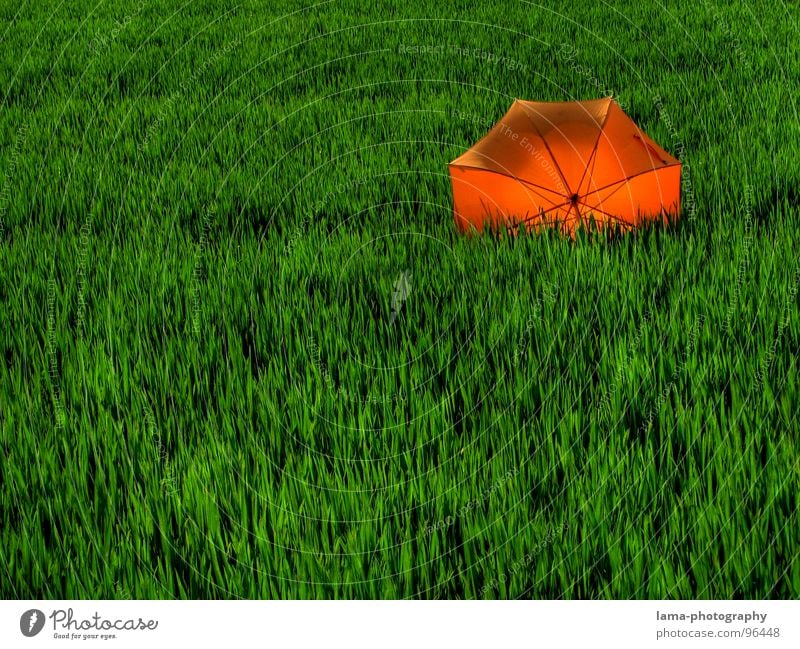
<box><xmin>1</xmin><ymin>600</ymin><xmax>797</xmax><ymax>648</ymax></box>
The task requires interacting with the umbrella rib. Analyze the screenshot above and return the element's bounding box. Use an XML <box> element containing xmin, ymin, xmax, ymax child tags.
<box><xmin>534</xmin><ymin>132</ymin><xmax>572</xmax><ymax>196</ymax></box>
<box><xmin>509</xmin><ymin>199</ymin><xmax>573</xmax><ymax>230</ymax></box>
<box><xmin>579</xmin><ymin>178</ymin><xmax>631</xmax><ymax>211</ymax></box>
<box><xmin>576</xmin><ymin>97</ymin><xmax>615</xmax><ymax>196</ymax></box>
<box><xmin>449</xmin><ymin>163</ymin><xmax>568</xmax><ymax>203</ymax></box>
<box><xmin>516</xmin><ymin>103</ymin><xmax>573</xmax><ymax>196</ymax></box>
<box><xmin>579</xmin><ymin>163</ymin><xmax>682</xmax><ymax>202</ymax></box>
<box><xmin>579</xmin><ymin>134</ymin><xmax>606</xmax><ymax>198</ymax></box>
<box><xmin>577</xmin><ymin>143</ymin><xmax>601</xmax><ymax>198</ymax></box>
<box><xmin>515</xmin><ymin>177</ymin><xmax>570</xmax><ymax>208</ymax></box>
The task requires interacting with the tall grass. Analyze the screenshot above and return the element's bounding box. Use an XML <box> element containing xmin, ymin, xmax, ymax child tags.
<box><xmin>1</xmin><ymin>0</ymin><xmax>798</xmax><ymax>598</ymax></box>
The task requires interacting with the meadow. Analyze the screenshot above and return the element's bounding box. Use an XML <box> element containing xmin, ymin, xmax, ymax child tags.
<box><xmin>1</xmin><ymin>0</ymin><xmax>798</xmax><ymax>598</ymax></box>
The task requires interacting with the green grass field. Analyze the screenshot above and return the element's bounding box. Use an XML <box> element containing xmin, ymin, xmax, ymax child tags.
<box><xmin>1</xmin><ymin>0</ymin><xmax>799</xmax><ymax>599</ymax></box>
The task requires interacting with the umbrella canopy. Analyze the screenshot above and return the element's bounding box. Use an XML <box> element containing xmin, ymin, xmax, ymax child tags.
<box><xmin>449</xmin><ymin>97</ymin><xmax>681</xmax><ymax>234</ymax></box>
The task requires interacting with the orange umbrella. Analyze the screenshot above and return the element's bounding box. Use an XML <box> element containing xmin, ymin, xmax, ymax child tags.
<box><xmin>449</xmin><ymin>97</ymin><xmax>681</xmax><ymax>235</ymax></box>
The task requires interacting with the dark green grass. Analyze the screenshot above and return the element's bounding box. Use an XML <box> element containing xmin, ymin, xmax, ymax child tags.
<box><xmin>1</xmin><ymin>0</ymin><xmax>799</xmax><ymax>598</ymax></box>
